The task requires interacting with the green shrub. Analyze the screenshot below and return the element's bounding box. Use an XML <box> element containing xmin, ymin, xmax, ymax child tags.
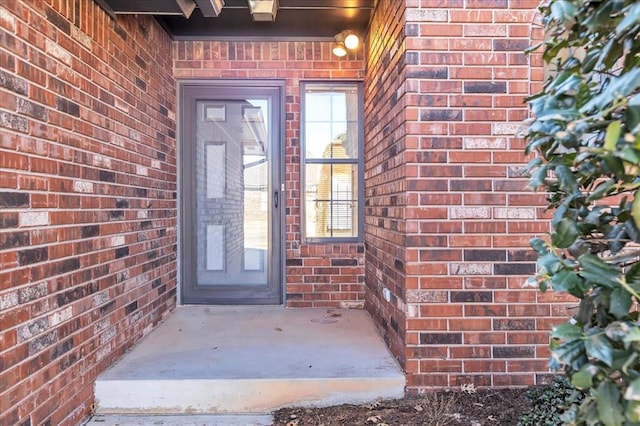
<box><xmin>518</xmin><ymin>376</ymin><xmax>585</xmax><ymax>426</ymax></box>
<box><xmin>524</xmin><ymin>0</ymin><xmax>640</xmax><ymax>424</ymax></box>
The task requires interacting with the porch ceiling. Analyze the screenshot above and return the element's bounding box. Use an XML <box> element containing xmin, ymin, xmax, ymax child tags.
<box><xmin>101</xmin><ymin>0</ymin><xmax>376</xmax><ymax>40</ymax></box>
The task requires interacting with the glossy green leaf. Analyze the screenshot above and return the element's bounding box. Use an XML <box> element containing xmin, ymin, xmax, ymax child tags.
<box><xmin>622</xmin><ymin>327</ymin><xmax>640</xmax><ymax>347</ymax></box>
<box><xmin>625</xmin><ymin>400</ymin><xmax>640</xmax><ymax>423</ymax></box>
<box><xmin>618</xmin><ymin>145</ymin><xmax>640</xmax><ymax>165</ymax></box>
<box><xmin>621</xmin><ymin>351</ymin><xmax>638</xmax><ymax>375</ymax></box>
<box><xmin>596</xmin><ymin>381</ymin><xmax>624</xmax><ymax>426</ymax></box>
<box><xmin>544</xmin><ymin>39</ymin><xmax>570</xmax><ymax>63</ymax></box>
<box><xmin>583</xmin><ymin>1</ymin><xmax>614</xmax><ymax>31</ymax></box>
<box><xmin>580</xmin><ymin>397</ymin><xmax>600</xmax><ymax>425</ymax></box>
<box><xmin>604</xmin><ymin>322</ymin><xmax>630</xmax><ymax>342</ymax></box>
<box><xmin>627</xmin><ymin>93</ymin><xmax>640</xmax><ymax>133</ymax></box>
<box><xmin>552</xmin><ymin>338</ymin><xmax>588</xmax><ymax>371</ymax></box>
<box><xmin>585</xmin><ymin>207</ymin><xmax>606</xmax><ymax>225</ymax></box>
<box><xmin>626</xmin><ymin>378</ymin><xmax>640</xmax><ymax>402</ymax></box>
<box><xmin>587</xmin><ymin>179</ymin><xmax>616</xmax><ymax>202</ymax></box>
<box><xmin>603</xmin><ymin>38</ymin><xmax>624</xmax><ymax>70</ymax></box>
<box><xmin>555</xmin><ymin>164</ymin><xmax>578</xmax><ymax>193</ymax></box>
<box><xmin>582</xmin><ymin>46</ymin><xmax>601</xmax><ymax>73</ymax></box>
<box><xmin>626</xmin><ymin>263</ymin><xmax>640</xmax><ymax>288</ymax></box>
<box><xmin>607</xmin><ymin>224</ymin><xmax>627</xmax><ymax>255</ymax></box>
<box><xmin>572</xmin><ymin>364</ymin><xmax>597</xmax><ymax>390</ymax></box>
<box><xmin>568</xmin><ymin>239</ymin><xmax>590</xmax><ymax>259</ymax></box>
<box><xmin>633</xmin><ymin>190</ymin><xmax>640</xmax><ymax>230</ymax></box>
<box><xmin>603</xmin><ymin>155</ymin><xmax>627</xmax><ymax>179</ymax></box>
<box><xmin>575</xmin><ymin>298</ymin><xmax>594</xmax><ymax>326</ymax></box>
<box><xmin>552</xmin><ymin>322</ymin><xmax>584</xmax><ymax>341</ymax></box>
<box><xmin>609</xmin><ymin>287</ymin><xmax>633</xmax><ymax>319</ymax></box>
<box><xmin>538</xmin><ymin>252</ymin><xmax>561</xmax><ymax>275</ymax></box>
<box><xmin>585</xmin><ymin>331</ymin><xmax>614</xmax><ymax>367</ymax></box>
<box><xmin>625</xmin><ymin>219</ymin><xmax>640</xmax><ymax>244</ymax></box>
<box><xmin>529</xmin><ymin>164</ymin><xmax>548</xmax><ymax>188</ymax></box>
<box><xmin>551</xmin><ymin>269</ymin><xmax>582</xmax><ymax>292</ymax></box>
<box><xmin>553</xmin><ymin>218</ymin><xmax>580</xmax><ymax>248</ymax></box>
<box><xmin>579</xmin><ymin>253</ymin><xmax>621</xmax><ymax>288</ymax></box>
<box><xmin>605</xmin><ymin>121</ymin><xmax>622</xmax><ymax>151</ymax></box>
<box><xmin>530</xmin><ymin>237</ymin><xmax>548</xmax><ymax>255</ymax></box>
<box><xmin>581</xmin><ymin>69</ymin><xmax>640</xmax><ymax>113</ymax></box>
<box><xmin>615</xmin><ymin>3</ymin><xmax>640</xmax><ymax>35</ymax></box>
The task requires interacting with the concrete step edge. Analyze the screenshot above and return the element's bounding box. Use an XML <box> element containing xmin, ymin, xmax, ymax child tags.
<box><xmin>95</xmin><ymin>376</ymin><xmax>405</xmax><ymax>414</ymax></box>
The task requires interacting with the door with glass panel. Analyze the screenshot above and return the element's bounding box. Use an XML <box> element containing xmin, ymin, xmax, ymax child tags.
<box><xmin>180</xmin><ymin>83</ymin><xmax>282</xmax><ymax>304</ymax></box>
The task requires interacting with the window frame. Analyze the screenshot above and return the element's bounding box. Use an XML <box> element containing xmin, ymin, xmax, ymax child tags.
<box><xmin>300</xmin><ymin>81</ymin><xmax>364</xmax><ymax>243</ymax></box>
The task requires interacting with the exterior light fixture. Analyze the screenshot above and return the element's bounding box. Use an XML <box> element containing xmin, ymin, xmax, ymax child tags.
<box><xmin>248</xmin><ymin>0</ymin><xmax>279</xmax><ymax>22</ymax></box>
<box><xmin>333</xmin><ymin>30</ymin><xmax>360</xmax><ymax>57</ymax></box>
<box><xmin>332</xmin><ymin>43</ymin><xmax>347</xmax><ymax>57</ymax></box>
<box><xmin>344</xmin><ymin>33</ymin><xmax>359</xmax><ymax>50</ymax></box>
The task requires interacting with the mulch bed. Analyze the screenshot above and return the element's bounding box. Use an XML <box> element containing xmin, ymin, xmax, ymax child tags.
<box><xmin>273</xmin><ymin>388</ymin><xmax>531</xmax><ymax>426</ymax></box>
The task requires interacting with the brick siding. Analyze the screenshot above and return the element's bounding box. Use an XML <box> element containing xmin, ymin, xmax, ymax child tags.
<box><xmin>364</xmin><ymin>0</ymin><xmax>574</xmax><ymax>391</ymax></box>
<box><xmin>363</xmin><ymin>0</ymin><xmax>410</xmax><ymax>374</ymax></box>
<box><xmin>0</xmin><ymin>1</ymin><xmax>177</xmax><ymax>424</ymax></box>
<box><xmin>174</xmin><ymin>41</ymin><xmax>367</xmax><ymax>308</ymax></box>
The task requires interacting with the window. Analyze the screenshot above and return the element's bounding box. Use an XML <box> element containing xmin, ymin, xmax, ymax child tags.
<box><xmin>302</xmin><ymin>82</ymin><xmax>363</xmax><ymax>241</ymax></box>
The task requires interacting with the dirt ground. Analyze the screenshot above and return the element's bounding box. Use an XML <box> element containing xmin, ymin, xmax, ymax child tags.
<box><xmin>273</xmin><ymin>388</ymin><xmax>531</xmax><ymax>426</ymax></box>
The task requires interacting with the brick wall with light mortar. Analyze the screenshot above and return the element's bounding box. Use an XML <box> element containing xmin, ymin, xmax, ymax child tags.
<box><xmin>363</xmin><ymin>0</ymin><xmax>410</xmax><ymax>372</ymax></box>
<box><xmin>0</xmin><ymin>1</ymin><xmax>177</xmax><ymax>424</ymax></box>
<box><xmin>174</xmin><ymin>41</ymin><xmax>367</xmax><ymax>308</ymax></box>
<box><xmin>365</xmin><ymin>0</ymin><xmax>575</xmax><ymax>391</ymax></box>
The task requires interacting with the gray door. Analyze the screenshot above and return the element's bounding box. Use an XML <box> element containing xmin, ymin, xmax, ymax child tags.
<box><xmin>180</xmin><ymin>83</ymin><xmax>283</xmax><ymax>304</ymax></box>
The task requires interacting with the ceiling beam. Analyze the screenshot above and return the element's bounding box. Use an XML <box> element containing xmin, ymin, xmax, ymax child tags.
<box><xmin>195</xmin><ymin>0</ymin><xmax>225</xmax><ymax>17</ymax></box>
<box><xmin>97</xmin><ymin>0</ymin><xmax>197</xmax><ymax>18</ymax></box>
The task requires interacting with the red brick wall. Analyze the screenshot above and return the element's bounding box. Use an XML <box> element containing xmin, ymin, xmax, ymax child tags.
<box><xmin>174</xmin><ymin>41</ymin><xmax>366</xmax><ymax>308</ymax></box>
<box><xmin>0</xmin><ymin>1</ymin><xmax>177</xmax><ymax>424</ymax></box>
<box><xmin>363</xmin><ymin>0</ymin><xmax>409</xmax><ymax>370</ymax></box>
<box><xmin>365</xmin><ymin>0</ymin><xmax>573</xmax><ymax>391</ymax></box>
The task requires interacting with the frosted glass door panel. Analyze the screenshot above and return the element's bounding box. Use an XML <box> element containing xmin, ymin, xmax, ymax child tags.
<box><xmin>206</xmin><ymin>225</ymin><xmax>225</xmax><ymax>271</ymax></box>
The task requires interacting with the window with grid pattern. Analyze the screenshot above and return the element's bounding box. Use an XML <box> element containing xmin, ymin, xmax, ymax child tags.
<box><xmin>302</xmin><ymin>82</ymin><xmax>362</xmax><ymax>241</ymax></box>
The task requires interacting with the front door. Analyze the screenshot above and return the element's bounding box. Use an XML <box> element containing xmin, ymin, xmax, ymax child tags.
<box><xmin>180</xmin><ymin>82</ymin><xmax>283</xmax><ymax>304</ymax></box>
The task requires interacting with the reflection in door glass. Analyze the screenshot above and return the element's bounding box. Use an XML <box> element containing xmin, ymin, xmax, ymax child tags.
<box><xmin>195</xmin><ymin>98</ymin><xmax>269</xmax><ymax>285</ymax></box>
<box><xmin>242</xmin><ymin>102</ymin><xmax>268</xmax><ymax>272</ymax></box>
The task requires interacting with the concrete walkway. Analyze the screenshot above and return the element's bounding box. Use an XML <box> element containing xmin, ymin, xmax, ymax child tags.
<box><xmin>92</xmin><ymin>306</ymin><xmax>404</xmax><ymax>419</ymax></box>
<box><xmin>86</xmin><ymin>414</ymin><xmax>273</xmax><ymax>425</ymax></box>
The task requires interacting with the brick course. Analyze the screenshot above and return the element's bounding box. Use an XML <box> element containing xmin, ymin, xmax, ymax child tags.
<box><xmin>0</xmin><ymin>1</ymin><xmax>176</xmax><ymax>424</ymax></box>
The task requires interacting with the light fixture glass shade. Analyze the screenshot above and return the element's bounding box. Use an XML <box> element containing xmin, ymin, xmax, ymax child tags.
<box><xmin>332</xmin><ymin>43</ymin><xmax>347</xmax><ymax>57</ymax></box>
<box><xmin>344</xmin><ymin>33</ymin><xmax>359</xmax><ymax>50</ymax></box>
<box><xmin>248</xmin><ymin>0</ymin><xmax>278</xmax><ymax>21</ymax></box>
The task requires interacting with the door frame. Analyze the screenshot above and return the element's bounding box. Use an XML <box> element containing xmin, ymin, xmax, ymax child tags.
<box><xmin>177</xmin><ymin>80</ymin><xmax>285</xmax><ymax>305</ymax></box>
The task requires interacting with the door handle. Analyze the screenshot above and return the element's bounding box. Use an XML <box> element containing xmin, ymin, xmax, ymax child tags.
<box><xmin>274</xmin><ymin>191</ymin><xmax>279</xmax><ymax>208</ymax></box>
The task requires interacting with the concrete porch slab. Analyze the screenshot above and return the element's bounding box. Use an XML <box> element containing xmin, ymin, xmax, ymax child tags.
<box><xmin>94</xmin><ymin>306</ymin><xmax>405</xmax><ymax>415</ymax></box>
